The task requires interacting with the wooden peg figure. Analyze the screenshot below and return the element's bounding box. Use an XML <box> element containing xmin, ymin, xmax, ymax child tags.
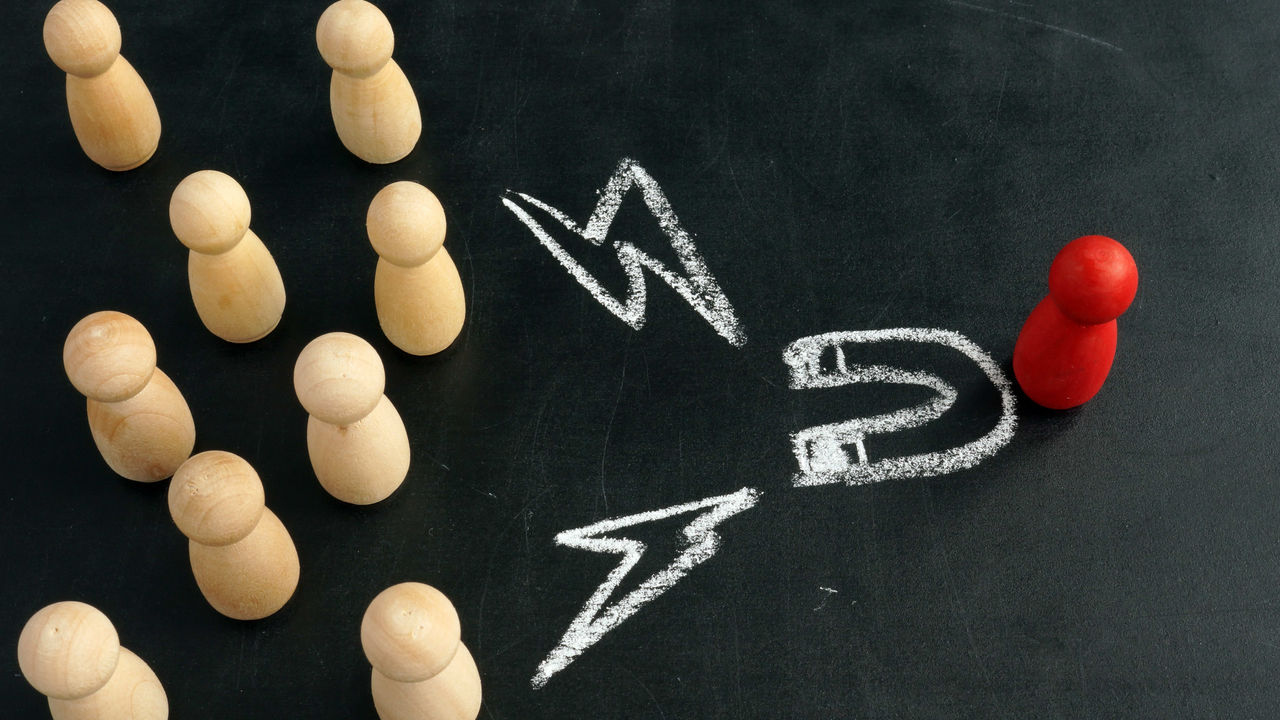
<box><xmin>18</xmin><ymin>601</ymin><xmax>168</xmax><ymax>720</ymax></box>
<box><xmin>169</xmin><ymin>170</ymin><xmax>286</xmax><ymax>343</ymax></box>
<box><xmin>63</xmin><ymin>311</ymin><xmax>195</xmax><ymax>482</ymax></box>
<box><xmin>1013</xmin><ymin>235</ymin><xmax>1139</xmax><ymax>409</ymax></box>
<box><xmin>368</xmin><ymin>182</ymin><xmax>466</xmax><ymax>355</ymax></box>
<box><xmin>293</xmin><ymin>332</ymin><xmax>410</xmax><ymax>504</ymax></box>
<box><xmin>43</xmin><ymin>0</ymin><xmax>160</xmax><ymax>171</ymax></box>
<box><xmin>169</xmin><ymin>451</ymin><xmax>300</xmax><ymax>620</ymax></box>
<box><xmin>316</xmin><ymin>0</ymin><xmax>421</xmax><ymax>163</ymax></box>
<box><xmin>362</xmin><ymin>583</ymin><xmax>482</xmax><ymax>720</ymax></box>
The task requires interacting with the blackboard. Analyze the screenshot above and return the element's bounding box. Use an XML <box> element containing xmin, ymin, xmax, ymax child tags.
<box><xmin>3</xmin><ymin>0</ymin><xmax>1277</xmax><ymax>717</ymax></box>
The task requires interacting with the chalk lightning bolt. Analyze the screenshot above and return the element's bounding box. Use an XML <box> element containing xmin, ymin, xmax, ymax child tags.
<box><xmin>501</xmin><ymin>157</ymin><xmax>748</xmax><ymax>347</ymax></box>
<box><xmin>531</xmin><ymin>487</ymin><xmax>762</xmax><ymax>689</ymax></box>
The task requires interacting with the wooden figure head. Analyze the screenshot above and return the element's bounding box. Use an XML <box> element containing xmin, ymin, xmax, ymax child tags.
<box><xmin>361</xmin><ymin>583</ymin><xmax>462</xmax><ymax>683</ymax></box>
<box><xmin>18</xmin><ymin>601</ymin><xmax>120</xmax><ymax>700</ymax></box>
<box><xmin>43</xmin><ymin>0</ymin><xmax>121</xmax><ymax>78</ymax></box>
<box><xmin>316</xmin><ymin>0</ymin><xmax>395</xmax><ymax>79</ymax></box>
<box><xmin>170</xmin><ymin>170</ymin><xmax>252</xmax><ymax>255</ymax></box>
<box><xmin>63</xmin><ymin>310</ymin><xmax>156</xmax><ymax>402</ymax></box>
<box><xmin>367</xmin><ymin>181</ymin><xmax>447</xmax><ymax>268</ymax></box>
<box><xmin>170</xmin><ymin>451</ymin><xmax>267</xmax><ymax>547</ymax></box>
<box><xmin>294</xmin><ymin>332</ymin><xmax>386</xmax><ymax>425</ymax></box>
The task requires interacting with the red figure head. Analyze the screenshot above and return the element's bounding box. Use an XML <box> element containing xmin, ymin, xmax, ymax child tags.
<box><xmin>1048</xmin><ymin>235</ymin><xmax>1138</xmax><ymax>325</ymax></box>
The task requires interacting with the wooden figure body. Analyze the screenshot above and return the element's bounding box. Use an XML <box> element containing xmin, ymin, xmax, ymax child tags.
<box><xmin>169</xmin><ymin>170</ymin><xmax>286</xmax><ymax>342</ymax></box>
<box><xmin>43</xmin><ymin>0</ymin><xmax>160</xmax><ymax>171</ymax></box>
<box><xmin>294</xmin><ymin>332</ymin><xmax>410</xmax><ymax>504</ymax></box>
<box><xmin>316</xmin><ymin>0</ymin><xmax>421</xmax><ymax>163</ymax></box>
<box><xmin>63</xmin><ymin>311</ymin><xmax>195</xmax><ymax>482</ymax></box>
<box><xmin>170</xmin><ymin>451</ymin><xmax>299</xmax><ymax>620</ymax></box>
<box><xmin>362</xmin><ymin>583</ymin><xmax>482</xmax><ymax>720</ymax></box>
<box><xmin>368</xmin><ymin>181</ymin><xmax>466</xmax><ymax>355</ymax></box>
<box><xmin>18</xmin><ymin>601</ymin><xmax>168</xmax><ymax>720</ymax></box>
<box><xmin>1013</xmin><ymin>235</ymin><xmax>1139</xmax><ymax>409</ymax></box>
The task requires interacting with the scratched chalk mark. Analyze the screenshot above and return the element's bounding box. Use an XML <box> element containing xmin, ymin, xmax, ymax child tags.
<box><xmin>785</xmin><ymin>328</ymin><xmax>1016</xmax><ymax>486</ymax></box>
<box><xmin>941</xmin><ymin>0</ymin><xmax>1124</xmax><ymax>53</ymax></box>
<box><xmin>502</xmin><ymin>158</ymin><xmax>748</xmax><ymax>347</ymax></box>
<box><xmin>532</xmin><ymin>487</ymin><xmax>761</xmax><ymax>688</ymax></box>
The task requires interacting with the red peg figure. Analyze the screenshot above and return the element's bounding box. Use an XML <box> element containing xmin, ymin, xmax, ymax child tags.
<box><xmin>1013</xmin><ymin>235</ymin><xmax>1138</xmax><ymax>409</ymax></box>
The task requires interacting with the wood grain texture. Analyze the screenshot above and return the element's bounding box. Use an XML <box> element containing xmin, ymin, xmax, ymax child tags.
<box><xmin>18</xmin><ymin>602</ymin><xmax>119</xmax><ymax>701</ymax></box>
<box><xmin>19</xmin><ymin>603</ymin><xmax>167</xmax><ymax>720</ymax></box>
<box><xmin>171</xmin><ymin>171</ymin><xmax>286</xmax><ymax>342</ymax></box>
<box><xmin>368</xmin><ymin>181</ymin><xmax>466</xmax><ymax>355</ymax></box>
<box><xmin>85</xmin><ymin>368</ymin><xmax>195</xmax><ymax>483</ymax></box>
<box><xmin>44</xmin><ymin>0</ymin><xmax>160</xmax><ymax>171</ymax></box>
<box><xmin>63</xmin><ymin>56</ymin><xmax>159</xmax><ymax>171</ymax></box>
<box><xmin>187</xmin><ymin>509</ymin><xmax>300</xmax><ymax>621</ymax></box>
<box><xmin>374</xmin><ymin>251</ymin><xmax>465</xmax><ymax>356</ymax></box>
<box><xmin>370</xmin><ymin>644</ymin><xmax>482</xmax><ymax>720</ymax></box>
<box><xmin>46</xmin><ymin>649</ymin><xmax>168</xmax><ymax>720</ymax></box>
<box><xmin>293</xmin><ymin>332</ymin><xmax>386</xmax><ymax>426</ymax></box>
<box><xmin>318</xmin><ymin>0</ymin><xmax>420</xmax><ymax>163</ymax></box>
<box><xmin>186</xmin><ymin>230</ymin><xmax>286</xmax><ymax>343</ymax></box>
<box><xmin>363</xmin><ymin>584</ymin><xmax>480</xmax><ymax>720</ymax></box>
<box><xmin>328</xmin><ymin>59</ymin><xmax>420</xmax><ymax>164</ymax></box>
<box><xmin>306</xmin><ymin>394</ymin><xmax>410</xmax><ymax>505</ymax></box>
<box><xmin>362</xmin><ymin>583</ymin><xmax>462</xmax><ymax>683</ymax></box>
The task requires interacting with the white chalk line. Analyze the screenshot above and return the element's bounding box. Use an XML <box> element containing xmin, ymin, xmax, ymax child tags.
<box><xmin>784</xmin><ymin>328</ymin><xmax>1016</xmax><ymax>486</ymax></box>
<box><xmin>531</xmin><ymin>487</ymin><xmax>761</xmax><ymax>688</ymax></box>
<box><xmin>791</xmin><ymin>363</ymin><xmax>958</xmax><ymax>476</ymax></box>
<box><xmin>941</xmin><ymin>0</ymin><xmax>1124</xmax><ymax>53</ymax></box>
<box><xmin>501</xmin><ymin>197</ymin><xmax>647</xmax><ymax>326</ymax></box>
<box><xmin>502</xmin><ymin>158</ymin><xmax>747</xmax><ymax>347</ymax></box>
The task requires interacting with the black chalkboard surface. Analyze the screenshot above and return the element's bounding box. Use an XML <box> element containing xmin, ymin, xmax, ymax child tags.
<box><xmin>3</xmin><ymin>0</ymin><xmax>1277</xmax><ymax>717</ymax></box>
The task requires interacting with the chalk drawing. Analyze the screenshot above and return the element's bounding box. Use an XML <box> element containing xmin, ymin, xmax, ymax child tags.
<box><xmin>785</xmin><ymin>328</ymin><xmax>1016</xmax><ymax>486</ymax></box>
<box><xmin>940</xmin><ymin>0</ymin><xmax>1124</xmax><ymax>53</ymax></box>
<box><xmin>531</xmin><ymin>487</ymin><xmax>761</xmax><ymax>688</ymax></box>
<box><xmin>814</xmin><ymin>586</ymin><xmax>839</xmax><ymax>612</ymax></box>
<box><xmin>502</xmin><ymin>158</ymin><xmax>747</xmax><ymax>346</ymax></box>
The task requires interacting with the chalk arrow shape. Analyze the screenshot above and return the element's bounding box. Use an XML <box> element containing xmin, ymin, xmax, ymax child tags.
<box><xmin>501</xmin><ymin>157</ymin><xmax>747</xmax><ymax>347</ymax></box>
<box><xmin>531</xmin><ymin>487</ymin><xmax>762</xmax><ymax>689</ymax></box>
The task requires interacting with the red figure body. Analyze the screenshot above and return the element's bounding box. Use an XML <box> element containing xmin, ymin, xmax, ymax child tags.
<box><xmin>1013</xmin><ymin>235</ymin><xmax>1138</xmax><ymax>409</ymax></box>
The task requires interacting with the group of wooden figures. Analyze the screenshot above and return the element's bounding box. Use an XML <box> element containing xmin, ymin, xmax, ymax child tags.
<box><xmin>20</xmin><ymin>585</ymin><xmax>481</xmax><ymax>720</ymax></box>
<box><xmin>23</xmin><ymin>1</ymin><xmax>482</xmax><ymax>719</ymax></box>
<box><xmin>44</xmin><ymin>0</ymin><xmax>422</xmax><ymax>168</ymax></box>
